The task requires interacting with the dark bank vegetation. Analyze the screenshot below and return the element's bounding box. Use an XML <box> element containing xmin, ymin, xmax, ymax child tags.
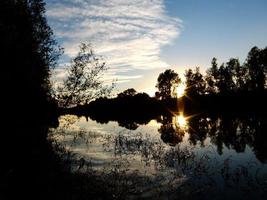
<box><xmin>1</xmin><ymin>0</ymin><xmax>61</xmax><ymax>120</ymax></box>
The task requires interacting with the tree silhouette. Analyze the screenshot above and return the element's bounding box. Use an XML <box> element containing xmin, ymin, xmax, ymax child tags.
<box><xmin>204</xmin><ymin>47</ymin><xmax>267</xmax><ymax>95</ymax></box>
<box><xmin>246</xmin><ymin>46</ymin><xmax>267</xmax><ymax>92</ymax></box>
<box><xmin>216</xmin><ymin>63</ymin><xmax>234</xmax><ymax>94</ymax></box>
<box><xmin>226</xmin><ymin>58</ymin><xmax>248</xmax><ymax>92</ymax></box>
<box><xmin>54</xmin><ymin>43</ymin><xmax>115</xmax><ymax>107</ymax></box>
<box><xmin>205</xmin><ymin>57</ymin><xmax>219</xmax><ymax>94</ymax></box>
<box><xmin>156</xmin><ymin>69</ymin><xmax>181</xmax><ymax>100</ymax></box>
<box><xmin>118</xmin><ymin>88</ymin><xmax>137</xmax><ymax>98</ymax></box>
<box><xmin>1</xmin><ymin>0</ymin><xmax>61</xmax><ymax>116</ymax></box>
<box><xmin>185</xmin><ymin>67</ymin><xmax>206</xmax><ymax>97</ymax></box>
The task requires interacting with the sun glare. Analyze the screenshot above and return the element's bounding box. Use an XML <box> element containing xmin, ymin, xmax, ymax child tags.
<box><xmin>177</xmin><ymin>115</ymin><xmax>187</xmax><ymax>126</ymax></box>
<box><xmin>175</xmin><ymin>114</ymin><xmax>188</xmax><ymax>128</ymax></box>
<box><xmin>175</xmin><ymin>84</ymin><xmax>186</xmax><ymax>98</ymax></box>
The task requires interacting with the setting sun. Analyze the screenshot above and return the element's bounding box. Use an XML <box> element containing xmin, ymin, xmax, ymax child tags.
<box><xmin>175</xmin><ymin>84</ymin><xmax>186</xmax><ymax>98</ymax></box>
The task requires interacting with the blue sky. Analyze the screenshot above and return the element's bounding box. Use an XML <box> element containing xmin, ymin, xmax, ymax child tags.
<box><xmin>46</xmin><ymin>0</ymin><xmax>267</xmax><ymax>96</ymax></box>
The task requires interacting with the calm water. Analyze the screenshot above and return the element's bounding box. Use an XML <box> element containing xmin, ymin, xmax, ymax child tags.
<box><xmin>49</xmin><ymin>113</ymin><xmax>267</xmax><ymax>199</ymax></box>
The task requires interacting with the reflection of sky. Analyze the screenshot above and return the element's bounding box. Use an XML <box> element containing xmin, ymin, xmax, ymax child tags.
<box><xmin>49</xmin><ymin>115</ymin><xmax>267</xmax><ymax>198</ymax></box>
<box><xmin>50</xmin><ymin>115</ymin><xmax>266</xmax><ymax>174</ymax></box>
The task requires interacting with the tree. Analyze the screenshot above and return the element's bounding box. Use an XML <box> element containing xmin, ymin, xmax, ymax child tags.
<box><xmin>156</xmin><ymin>69</ymin><xmax>181</xmax><ymax>100</ymax></box>
<box><xmin>54</xmin><ymin>43</ymin><xmax>115</xmax><ymax>107</ymax></box>
<box><xmin>246</xmin><ymin>46</ymin><xmax>267</xmax><ymax>92</ymax></box>
<box><xmin>229</xmin><ymin>58</ymin><xmax>247</xmax><ymax>91</ymax></box>
<box><xmin>185</xmin><ymin>67</ymin><xmax>206</xmax><ymax>96</ymax></box>
<box><xmin>1</xmin><ymin>0</ymin><xmax>61</xmax><ymax>115</ymax></box>
<box><xmin>206</xmin><ymin>57</ymin><xmax>249</xmax><ymax>94</ymax></box>
<box><xmin>205</xmin><ymin>58</ymin><xmax>219</xmax><ymax>94</ymax></box>
<box><xmin>117</xmin><ymin>88</ymin><xmax>137</xmax><ymax>98</ymax></box>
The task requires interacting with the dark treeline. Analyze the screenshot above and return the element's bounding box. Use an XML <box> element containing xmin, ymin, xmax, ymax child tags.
<box><xmin>65</xmin><ymin>46</ymin><xmax>267</xmax><ymax>118</ymax></box>
<box><xmin>65</xmin><ymin>88</ymin><xmax>179</xmax><ymax>125</ymax></box>
<box><xmin>182</xmin><ymin>47</ymin><xmax>267</xmax><ymax>113</ymax></box>
<box><xmin>186</xmin><ymin>46</ymin><xmax>267</xmax><ymax>97</ymax></box>
<box><xmin>68</xmin><ymin>89</ymin><xmax>162</xmax><ymax>122</ymax></box>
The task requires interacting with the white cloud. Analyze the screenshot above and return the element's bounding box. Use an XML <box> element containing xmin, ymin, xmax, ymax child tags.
<box><xmin>46</xmin><ymin>0</ymin><xmax>182</xmax><ymax>84</ymax></box>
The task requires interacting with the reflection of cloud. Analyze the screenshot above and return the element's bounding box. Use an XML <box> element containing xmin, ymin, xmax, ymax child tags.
<box><xmin>46</xmin><ymin>0</ymin><xmax>182</xmax><ymax>83</ymax></box>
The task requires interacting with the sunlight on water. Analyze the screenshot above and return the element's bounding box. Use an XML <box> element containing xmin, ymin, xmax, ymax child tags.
<box><xmin>173</xmin><ymin>113</ymin><xmax>188</xmax><ymax>130</ymax></box>
<box><xmin>176</xmin><ymin>115</ymin><xmax>187</xmax><ymax>127</ymax></box>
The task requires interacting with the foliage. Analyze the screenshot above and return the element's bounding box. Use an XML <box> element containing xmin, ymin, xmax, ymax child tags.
<box><xmin>118</xmin><ymin>88</ymin><xmax>137</xmax><ymax>98</ymax></box>
<box><xmin>205</xmin><ymin>57</ymin><xmax>219</xmax><ymax>94</ymax></box>
<box><xmin>185</xmin><ymin>67</ymin><xmax>206</xmax><ymax>96</ymax></box>
<box><xmin>189</xmin><ymin>46</ymin><xmax>266</xmax><ymax>96</ymax></box>
<box><xmin>156</xmin><ymin>69</ymin><xmax>181</xmax><ymax>100</ymax></box>
<box><xmin>246</xmin><ymin>46</ymin><xmax>267</xmax><ymax>92</ymax></box>
<box><xmin>1</xmin><ymin>0</ymin><xmax>61</xmax><ymax>113</ymax></box>
<box><xmin>54</xmin><ymin>43</ymin><xmax>115</xmax><ymax>108</ymax></box>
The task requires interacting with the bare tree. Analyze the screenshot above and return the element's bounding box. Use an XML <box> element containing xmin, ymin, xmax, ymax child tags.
<box><xmin>54</xmin><ymin>43</ymin><xmax>115</xmax><ymax>107</ymax></box>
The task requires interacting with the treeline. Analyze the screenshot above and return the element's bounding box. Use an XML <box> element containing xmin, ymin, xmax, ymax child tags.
<box><xmin>184</xmin><ymin>46</ymin><xmax>267</xmax><ymax>97</ymax></box>
<box><xmin>67</xmin><ymin>89</ymin><xmax>166</xmax><ymax>124</ymax></box>
<box><xmin>66</xmin><ymin>46</ymin><xmax>267</xmax><ymax>117</ymax></box>
<box><xmin>180</xmin><ymin>46</ymin><xmax>267</xmax><ymax>114</ymax></box>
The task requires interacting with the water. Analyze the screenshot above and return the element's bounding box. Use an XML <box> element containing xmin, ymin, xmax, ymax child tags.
<box><xmin>49</xmin><ymin>113</ymin><xmax>267</xmax><ymax>199</ymax></box>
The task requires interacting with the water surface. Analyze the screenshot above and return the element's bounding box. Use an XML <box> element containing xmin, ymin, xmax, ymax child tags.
<box><xmin>49</xmin><ymin>113</ymin><xmax>267</xmax><ymax>199</ymax></box>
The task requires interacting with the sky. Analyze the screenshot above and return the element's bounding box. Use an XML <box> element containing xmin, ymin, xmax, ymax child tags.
<box><xmin>46</xmin><ymin>0</ymin><xmax>267</xmax><ymax>96</ymax></box>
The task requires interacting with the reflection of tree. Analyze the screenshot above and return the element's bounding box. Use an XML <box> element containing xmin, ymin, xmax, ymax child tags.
<box><xmin>248</xmin><ymin>117</ymin><xmax>267</xmax><ymax>163</ymax></box>
<box><xmin>118</xmin><ymin>121</ymin><xmax>139</xmax><ymax>130</ymax></box>
<box><xmin>158</xmin><ymin>116</ymin><xmax>185</xmax><ymax>146</ymax></box>
<box><xmin>185</xmin><ymin>114</ymin><xmax>267</xmax><ymax>163</ymax></box>
<box><xmin>187</xmin><ymin>116</ymin><xmax>209</xmax><ymax>147</ymax></box>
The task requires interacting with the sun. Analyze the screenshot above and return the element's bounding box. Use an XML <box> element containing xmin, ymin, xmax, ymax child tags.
<box><xmin>175</xmin><ymin>84</ymin><xmax>186</xmax><ymax>98</ymax></box>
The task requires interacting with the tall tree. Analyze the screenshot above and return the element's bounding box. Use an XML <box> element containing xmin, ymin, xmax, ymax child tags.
<box><xmin>156</xmin><ymin>69</ymin><xmax>181</xmax><ymax>100</ymax></box>
<box><xmin>185</xmin><ymin>67</ymin><xmax>206</xmax><ymax>96</ymax></box>
<box><xmin>246</xmin><ymin>46</ymin><xmax>267</xmax><ymax>92</ymax></box>
<box><xmin>225</xmin><ymin>58</ymin><xmax>248</xmax><ymax>92</ymax></box>
<box><xmin>205</xmin><ymin>58</ymin><xmax>219</xmax><ymax>94</ymax></box>
<box><xmin>1</xmin><ymin>0</ymin><xmax>61</xmax><ymax>114</ymax></box>
<box><xmin>216</xmin><ymin>62</ymin><xmax>236</xmax><ymax>95</ymax></box>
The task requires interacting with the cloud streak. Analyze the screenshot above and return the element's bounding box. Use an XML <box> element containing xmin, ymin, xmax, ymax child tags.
<box><xmin>46</xmin><ymin>0</ymin><xmax>182</xmax><ymax>83</ymax></box>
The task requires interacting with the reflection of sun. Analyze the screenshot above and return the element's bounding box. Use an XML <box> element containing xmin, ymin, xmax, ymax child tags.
<box><xmin>177</xmin><ymin>115</ymin><xmax>187</xmax><ymax>127</ymax></box>
<box><xmin>174</xmin><ymin>114</ymin><xmax>188</xmax><ymax>129</ymax></box>
<box><xmin>175</xmin><ymin>84</ymin><xmax>186</xmax><ymax>98</ymax></box>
